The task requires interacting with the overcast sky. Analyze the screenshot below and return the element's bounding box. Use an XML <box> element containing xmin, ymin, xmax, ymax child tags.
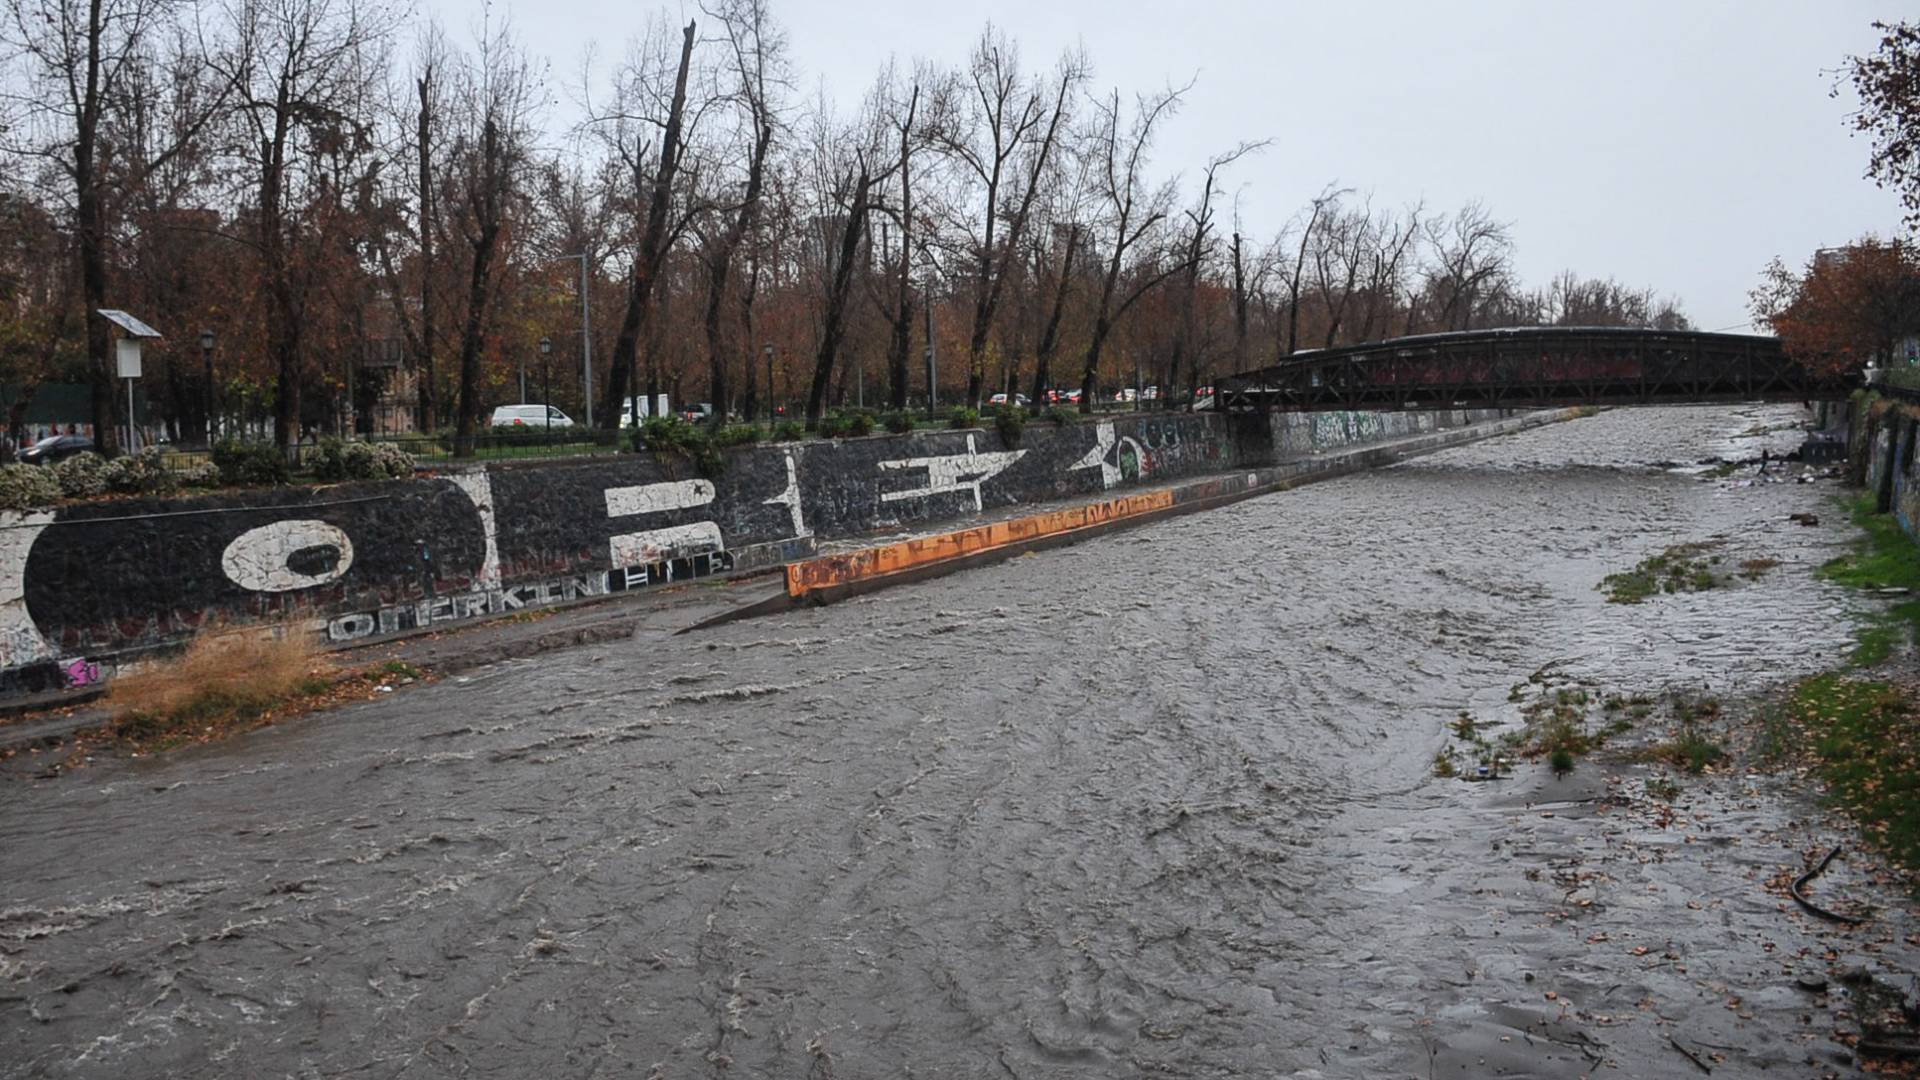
<box><xmin>447</xmin><ymin>0</ymin><xmax>1904</xmax><ymax>333</ymax></box>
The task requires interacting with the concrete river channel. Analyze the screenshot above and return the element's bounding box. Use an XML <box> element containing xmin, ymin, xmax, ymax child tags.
<box><xmin>5</xmin><ymin>404</ymin><xmax>1919</xmax><ymax>1078</ymax></box>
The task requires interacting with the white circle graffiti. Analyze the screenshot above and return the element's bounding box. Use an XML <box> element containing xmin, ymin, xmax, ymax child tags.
<box><xmin>221</xmin><ymin>520</ymin><xmax>356</xmax><ymax>592</ymax></box>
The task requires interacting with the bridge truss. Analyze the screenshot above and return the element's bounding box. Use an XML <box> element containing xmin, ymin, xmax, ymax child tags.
<box><xmin>1214</xmin><ymin>327</ymin><xmax>1851</xmax><ymax>412</ymax></box>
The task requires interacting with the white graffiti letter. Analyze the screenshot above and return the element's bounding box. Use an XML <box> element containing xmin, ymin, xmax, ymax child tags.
<box><xmin>605</xmin><ymin>479</ymin><xmax>724</xmax><ymax>566</ymax></box>
<box><xmin>222</xmin><ymin>520</ymin><xmax>356</xmax><ymax>592</ymax></box>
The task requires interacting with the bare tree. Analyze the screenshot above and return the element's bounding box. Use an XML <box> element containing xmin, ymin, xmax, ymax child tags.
<box><xmin>3</xmin><ymin>0</ymin><xmax>234</xmax><ymax>453</ymax></box>
<box><xmin>1422</xmin><ymin>201</ymin><xmax>1514</xmax><ymax>332</ymax></box>
<box><xmin>871</xmin><ymin>64</ymin><xmax>922</xmax><ymax>411</ymax></box>
<box><xmin>594</xmin><ymin>18</ymin><xmax>698</xmax><ymax>429</ymax></box>
<box><xmin>1076</xmin><ymin>83</ymin><xmax>1186</xmax><ymax>412</ymax></box>
<box><xmin>1166</xmin><ymin>141</ymin><xmax>1262</xmax><ymax>405</ymax></box>
<box><xmin>803</xmin><ymin>94</ymin><xmax>895</xmax><ymax>425</ymax></box>
<box><xmin>929</xmin><ymin>27</ymin><xmax>1084</xmax><ymax>407</ymax></box>
<box><xmin>445</xmin><ymin>20</ymin><xmax>538</xmax><ymax>456</ymax></box>
<box><xmin>696</xmin><ymin>0</ymin><xmax>780</xmax><ymax>422</ymax></box>
<box><xmin>1272</xmin><ymin>184</ymin><xmax>1345</xmax><ymax>357</ymax></box>
<box><xmin>221</xmin><ymin>0</ymin><xmax>391</xmax><ymax>450</ymax></box>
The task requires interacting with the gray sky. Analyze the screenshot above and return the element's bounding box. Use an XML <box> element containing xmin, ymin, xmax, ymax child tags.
<box><xmin>453</xmin><ymin>0</ymin><xmax>1905</xmax><ymax>333</ymax></box>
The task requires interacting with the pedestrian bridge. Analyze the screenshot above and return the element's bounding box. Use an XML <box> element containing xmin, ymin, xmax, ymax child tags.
<box><xmin>1214</xmin><ymin>327</ymin><xmax>1851</xmax><ymax>412</ymax></box>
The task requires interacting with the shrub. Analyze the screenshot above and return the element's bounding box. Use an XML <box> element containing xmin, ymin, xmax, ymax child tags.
<box><xmin>771</xmin><ymin>420</ymin><xmax>806</xmax><ymax>442</ymax></box>
<box><xmin>213</xmin><ymin>438</ymin><xmax>291</xmax><ymax>486</ymax></box>
<box><xmin>311</xmin><ymin>437</ymin><xmax>352</xmax><ymax>481</ymax></box>
<box><xmin>884</xmin><ymin>410</ymin><xmax>914</xmax><ymax>434</ymax></box>
<box><xmin>633</xmin><ymin>415</ymin><xmax>699</xmax><ymax>454</ymax></box>
<box><xmin>712</xmin><ymin>424</ymin><xmax>763</xmax><ymax>448</ymax></box>
<box><xmin>0</xmin><ymin>463</ymin><xmax>60</xmax><ymax>511</ymax></box>
<box><xmin>107</xmin><ymin>628</ymin><xmax>323</xmax><ymax>743</ymax></box>
<box><xmin>815</xmin><ymin>413</ymin><xmax>850</xmax><ymax>438</ymax></box>
<box><xmin>180</xmin><ymin>462</ymin><xmax>221</xmax><ymax>489</ymax></box>
<box><xmin>948</xmin><ymin>406</ymin><xmax>980</xmax><ymax>430</ymax></box>
<box><xmin>1044</xmin><ymin>405</ymin><xmax>1076</xmax><ymax>426</ymax></box>
<box><xmin>101</xmin><ymin>447</ymin><xmax>177</xmax><ymax>496</ymax></box>
<box><xmin>368</xmin><ymin>441</ymin><xmax>415</xmax><ymax>479</ymax></box>
<box><xmin>994</xmin><ymin>406</ymin><xmax>1027</xmax><ymax>447</ymax></box>
<box><xmin>53</xmin><ymin>452</ymin><xmax>110</xmax><ymax>498</ymax></box>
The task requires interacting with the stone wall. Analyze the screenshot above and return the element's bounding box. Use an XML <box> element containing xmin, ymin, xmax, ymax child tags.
<box><xmin>0</xmin><ymin>407</ymin><xmax>1507</xmax><ymax>698</ymax></box>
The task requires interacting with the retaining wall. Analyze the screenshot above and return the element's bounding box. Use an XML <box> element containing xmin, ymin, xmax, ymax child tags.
<box><xmin>0</xmin><ymin>407</ymin><xmax>1505</xmax><ymax>699</ymax></box>
<box><xmin>1847</xmin><ymin>389</ymin><xmax>1920</xmax><ymax>538</ymax></box>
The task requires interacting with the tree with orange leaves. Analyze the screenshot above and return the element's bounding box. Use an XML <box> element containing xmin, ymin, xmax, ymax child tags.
<box><xmin>1750</xmin><ymin>237</ymin><xmax>1920</xmax><ymax>376</ymax></box>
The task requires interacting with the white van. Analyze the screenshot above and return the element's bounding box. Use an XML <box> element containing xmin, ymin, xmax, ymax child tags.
<box><xmin>490</xmin><ymin>404</ymin><xmax>575</xmax><ymax>428</ymax></box>
<box><xmin>616</xmin><ymin>396</ymin><xmax>671</xmax><ymax>427</ymax></box>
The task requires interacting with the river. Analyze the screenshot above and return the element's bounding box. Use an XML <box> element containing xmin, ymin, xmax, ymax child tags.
<box><xmin>2</xmin><ymin>403</ymin><xmax>1911</xmax><ymax>1078</ymax></box>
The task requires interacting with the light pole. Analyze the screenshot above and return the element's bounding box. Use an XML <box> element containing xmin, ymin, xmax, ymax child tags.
<box><xmin>199</xmin><ymin>329</ymin><xmax>215</xmax><ymax>444</ymax></box>
<box><xmin>551</xmin><ymin>253</ymin><xmax>592</xmax><ymax>428</ymax></box>
<box><xmin>539</xmin><ymin>336</ymin><xmax>553</xmax><ymax>433</ymax></box>
<box><xmin>763</xmin><ymin>343</ymin><xmax>775</xmax><ymax>422</ymax></box>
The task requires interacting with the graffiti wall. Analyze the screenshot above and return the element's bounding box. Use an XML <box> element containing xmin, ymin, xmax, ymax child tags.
<box><xmin>1268</xmin><ymin>408</ymin><xmax>1508</xmax><ymax>460</ymax></box>
<box><xmin>0</xmin><ymin>407</ymin><xmax>1500</xmax><ymax>697</ymax></box>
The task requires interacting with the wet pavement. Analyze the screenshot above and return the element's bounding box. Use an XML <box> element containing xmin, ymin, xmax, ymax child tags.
<box><xmin>2</xmin><ymin>404</ymin><xmax>1915</xmax><ymax>1078</ymax></box>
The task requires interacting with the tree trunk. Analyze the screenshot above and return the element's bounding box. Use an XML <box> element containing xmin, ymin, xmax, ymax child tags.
<box><xmin>601</xmin><ymin>20</ymin><xmax>697</xmax><ymax>430</ymax></box>
<box><xmin>1030</xmin><ymin>225</ymin><xmax>1078</xmax><ymax>408</ymax></box>
<box><xmin>416</xmin><ymin>72</ymin><xmax>437</xmax><ymax>431</ymax></box>
<box><xmin>808</xmin><ymin>167</ymin><xmax>874</xmax><ymax>425</ymax></box>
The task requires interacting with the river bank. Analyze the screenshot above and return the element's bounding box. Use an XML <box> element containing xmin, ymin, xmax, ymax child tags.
<box><xmin>2</xmin><ymin>403</ymin><xmax>1918</xmax><ymax>1078</ymax></box>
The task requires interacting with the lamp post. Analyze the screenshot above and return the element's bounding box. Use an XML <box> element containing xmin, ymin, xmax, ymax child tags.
<box><xmin>763</xmin><ymin>343</ymin><xmax>775</xmax><ymax>422</ymax></box>
<box><xmin>539</xmin><ymin>336</ymin><xmax>553</xmax><ymax>433</ymax></box>
<box><xmin>199</xmin><ymin>329</ymin><xmax>215</xmax><ymax>444</ymax></box>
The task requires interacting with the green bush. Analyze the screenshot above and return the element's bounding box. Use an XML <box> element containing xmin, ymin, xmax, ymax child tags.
<box><xmin>884</xmin><ymin>410</ymin><xmax>914</xmax><ymax>434</ymax></box>
<box><xmin>212</xmin><ymin>438</ymin><xmax>291</xmax><ymax>486</ymax></box>
<box><xmin>101</xmin><ymin>447</ymin><xmax>177</xmax><ymax>495</ymax></box>
<box><xmin>0</xmin><ymin>463</ymin><xmax>60</xmax><ymax>511</ymax></box>
<box><xmin>52</xmin><ymin>452</ymin><xmax>109</xmax><ymax>498</ymax></box>
<box><xmin>315</xmin><ymin>438</ymin><xmax>417</xmax><ymax>482</ymax></box>
<box><xmin>771</xmin><ymin>420</ymin><xmax>806</xmax><ymax>442</ymax></box>
<box><xmin>711</xmin><ymin>424</ymin><xmax>763</xmax><ymax>448</ymax></box>
<box><xmin>633</xmin><ymin>416</ymin><xmax>700</xmax><ymax>455</ymax></box>
<box><xmin>844</xmin><ymin>410</ymin><xmax>876</xmax><ymax>437</ymax></box>
<box><xmin>994</xmin><ymin>406</ymin><xmax>1027</xmax><ymax>447</ymax></box>
<box><xmin>1044</xmin><ymin>405</ymin><xmax>1075</xmax><ymax>426</ymax></box>
<box><xmin>948</xmin><ymin>406</ymin><xmax>981</xmax><ymax>430</ymax></box>
<box><xmin>311</xmin><ymin>437</ymin><xmax>352</xmax><ymax>481</ymax></box>
<box><xmin>815</xmin><ymin>413</ymin><xmax>850</xmax><ymax>438</ymax></box>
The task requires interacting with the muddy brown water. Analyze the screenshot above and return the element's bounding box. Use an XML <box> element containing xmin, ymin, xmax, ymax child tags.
<box><xmin>2</xmin><ymin>404</ymin><xmax>1914</xmax><ymax>1078</ymax></box>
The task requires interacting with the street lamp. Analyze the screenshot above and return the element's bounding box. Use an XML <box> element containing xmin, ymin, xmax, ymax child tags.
<box><xmin>199</xmin><ymin>329</ymin><xmax>215</xmax><ymax>444</ymax></box>
<box><xmin>763</xmin><ymin>343</ymin><xmax>775</xmax><ymax>422</ymax></box>
<box><xmin>539</xmin><ymin>336</ymin><xmax>553</xmax><ymax>433</ymax></box>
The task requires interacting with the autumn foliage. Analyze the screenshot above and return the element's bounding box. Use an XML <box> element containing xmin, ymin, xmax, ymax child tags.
<box><xmin>1751</xmin><ymin>238</ymin><xmax>1920</xmax><ymax>376</ymax></box>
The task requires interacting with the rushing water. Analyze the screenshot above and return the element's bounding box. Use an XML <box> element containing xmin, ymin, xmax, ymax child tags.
<box><xmin>0</xmin><ymin>404</ymin><xmax>1907</xmax><ymax>1078</ymax></box>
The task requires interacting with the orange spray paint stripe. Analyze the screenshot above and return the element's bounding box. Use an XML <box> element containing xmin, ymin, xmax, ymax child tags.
<box><xmin>785</xmin><ymin>488</ymin><xmax>1176</xmax><ymax>597</ymax></box>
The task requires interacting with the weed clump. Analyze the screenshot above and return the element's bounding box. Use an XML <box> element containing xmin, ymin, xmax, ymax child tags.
<box><xmin>108</xmin><ymin>630</ymin><xmax>326</xmax><ymax>745</ymax></box>
<box><xmin>1599</xmin><ymin>542</ymin><xmax>1727</xmax><ymax>603</ymax></box>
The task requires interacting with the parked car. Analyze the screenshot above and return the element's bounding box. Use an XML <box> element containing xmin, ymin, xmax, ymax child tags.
<box><xmin>19</xmin><ymin>434</ymin><xmax>94</xmax><ymax>465</ymax></box>
<box><xmin>678</xmin><ymin>403</ymin><xmax>714</xmax><ymax>424</ymax></box>
<box><xmin>1042</xmin><ymin>388</ymin><xmax>1083</xmax><ymax>405</ymax></box>
<box><xmin>490</xmin><ymin>404</ymin><xmax>575</xmax><ymax>428</ymax></box>
<box><xmin>988</xmin><ymin>392</ymin><xmax>1030</xmax><ymax>409</ymax></box>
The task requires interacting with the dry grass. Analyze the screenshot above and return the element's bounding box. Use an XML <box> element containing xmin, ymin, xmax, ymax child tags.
<box><xmin>107</xmin><ymin>628</ymin><xmax>333</xmax><ymax>744</ymax></box>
